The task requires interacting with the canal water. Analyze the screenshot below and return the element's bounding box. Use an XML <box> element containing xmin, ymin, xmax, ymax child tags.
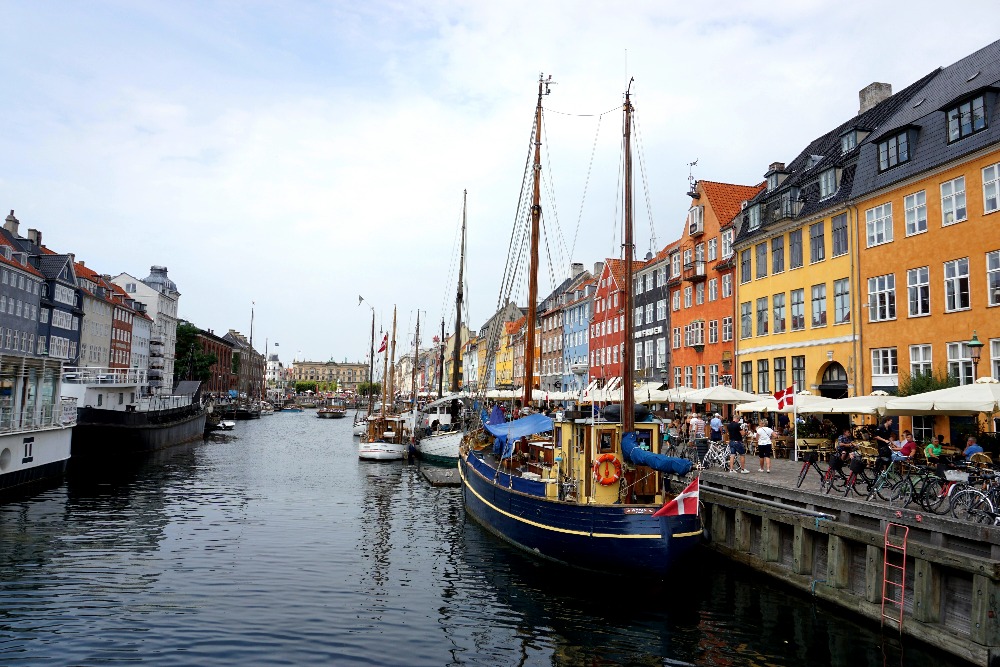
<box><xmin>0</xmin><ymin>413</ymin><xmax>969</xmax><ymax>666</ymax></box>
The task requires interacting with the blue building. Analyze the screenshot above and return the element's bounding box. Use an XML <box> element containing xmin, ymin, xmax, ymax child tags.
<box><xmin>561</xmin><ymin>273</ymin><xmax>597</xmax><ymax>396</ymax></box>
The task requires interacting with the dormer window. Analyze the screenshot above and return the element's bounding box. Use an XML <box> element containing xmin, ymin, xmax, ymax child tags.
<box><xmin>747</xmin><ymin>205</ymin><xmax>760</xmax><ymax>231</ymax></box>
<box><xmin>767</xmin><ymin>174</ymin><xmax>779</xmax><ymax>191</ymax></box>
<box><xmin>878</xmin><ymin>131</ymin><xmax>910</xmax><ymax>171</ymax></box>
<box><xmin>1</xmin><ymin>247</ymin><xmax>9</xmax><ymax>261</ymax></box>
<box><xmin>841</xmin><ymin>131</ymin><xmax>857</xmax><ymax>154</ymax></box>
<box><xmin>947</xmin><ymin>94</ymin><xmax>986</xmax><ymax>142</ymax></box>
<box><xmin>687</xmin><ymin>205</ymin><xmax>704</xmax><ymax>235</ymax></box>
<box><xmin>819</xmin><ymin>169</ymin><xmax>837</xmax><ymax>199</ymax></box>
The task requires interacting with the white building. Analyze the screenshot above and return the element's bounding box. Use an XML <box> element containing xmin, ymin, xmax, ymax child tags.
<box><xmin>74</xmin><ymin>262</ymin><xmax>113</xmax><ymax>368</ymax></box>
<box><xmin>112</xmin><ymin>266</ymin><xmax>180</xmax><ymax>393</ymax></box>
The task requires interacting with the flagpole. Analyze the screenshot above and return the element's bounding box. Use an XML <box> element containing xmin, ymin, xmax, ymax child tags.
<box><xmin>793</xmin><ymin>383</ymin><xmax>799</xmax><ymax>462</ymax></box>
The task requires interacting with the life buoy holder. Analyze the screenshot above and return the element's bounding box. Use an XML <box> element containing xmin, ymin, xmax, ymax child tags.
<box><xmin>593</xmin><ymin>453</ymin><xmax>622</xmax><ymax>486</ymax></box>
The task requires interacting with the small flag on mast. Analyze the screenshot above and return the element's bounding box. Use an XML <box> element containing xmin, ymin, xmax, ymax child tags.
<box><xmin>653</xmin><ymin>477</ymin><xmax>700</xmax><ymax>517</ymax></box>
<box><xmin>377</xmin><ymin>333</ymin><xmax>388</xmax><ymax>354</ymax></box>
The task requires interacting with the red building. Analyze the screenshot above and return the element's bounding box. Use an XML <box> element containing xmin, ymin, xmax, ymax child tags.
<box><xmin>589</xmin><ymin>258</ymin><xmax>646</xmax><ymax>385</ymax></box>
<box><xmin>108</xmin><ymin>283</ymin><xmax>136</xmax><ymax>369</ymax></box>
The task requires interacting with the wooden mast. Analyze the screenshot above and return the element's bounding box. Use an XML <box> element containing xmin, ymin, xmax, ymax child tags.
<box><xmin>622</xmin><ymin>79</ymin><xmax>636</xmax><ymax>434</ymax></box>
<box><xmin>388</xmin><ymin>307</ymin><xmax>398</xmax><ymax>413</ymax></box>
<box><xmin>522</xmin><ymin>74</ymin><xmax>549</xmax><ymax>411</ymax></box>
<box><xmin>437</xmin><ymin>318</ymin><xmax>445</xmax><ymax>398</ymax></box>
<box><xmin>367</xmin><ymin>308</ymin><xmax>375</xmax><ymax>417</ymax></box>
<box><xmin>410</xmin><ymin>310</ymin><xmax>420</xmax><ymax>406</ymax></box>
<box><xmin>451</xmin><ymin>190</ymin><xmax>467</xmax><ymax>393</ymax></box>
<box><xmin>381</xmin><ymin>306</ymin><xmax>396</xmax><ymax>414</ymax></box>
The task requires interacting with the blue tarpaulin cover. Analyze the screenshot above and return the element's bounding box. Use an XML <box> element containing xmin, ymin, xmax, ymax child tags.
<box><xmin>620</xmin><ymin>431</ymin><xmax>693</xmax><ymax>475</ymax></box>
<box><xmin>487</xmin><ymin>413</ymin><xmax>553</xmax><ymax>459</ymax></box>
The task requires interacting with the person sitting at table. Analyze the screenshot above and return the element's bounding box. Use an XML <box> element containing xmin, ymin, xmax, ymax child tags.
<box><xmin>832</xmin><ymin>428</ymin><xmax>857</xmax><ymax>471</ymax></box>
<box><xmin>891</xmin><ymin>431</ymin><xmax>918</xmax><ymax>462</ymax></box>
<box><xmin>963</xmin><ymin>436</ymin><xmax>984</xmax><ymax>461</ymax></box>
<box><xmin>924</xmin><ymin>437</ymin><xmax>944</xmax><ymax>462</ymax></box>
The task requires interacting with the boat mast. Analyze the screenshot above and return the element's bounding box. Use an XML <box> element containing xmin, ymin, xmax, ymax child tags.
<box><xmin>381</xmin><ymin>306</ymin><xmax>396</xmax><ymax>414</ymax></box>
<box><xmin>452</xmin><ymin>190</ymin><xmax>467</xmax><ymax>393</ymax></box>
<box><xmin>388</xmin><ymin>307</ymin><xmax>398</xmax><ymax>413</ymax></box>
<box><xmin>621</xmin><ymin>79</ymin><xmax>635</xmax><ymax>434</ymax></box>
<box><xmin>410</xmin><ymin>310</ymin><xmax>420</xmax><ymax>406</ymax></box>
<box><xmin>367</xmin><ymin>309</ymin><xmax>375</xmax><ymax>417</ymax></box>
<box><xmin>437</xmin><ymin>318</ymin><xmax>445</xmax><ymax>398</ymax></box>
<box><xmin>523</xmin><ymin>73</ymin><xmax>550</xmax><ymax>411</ymax></box>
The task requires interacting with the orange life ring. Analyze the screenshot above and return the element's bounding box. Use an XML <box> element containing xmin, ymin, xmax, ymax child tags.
<box><xmin>593</xmin><ymin>453</ymin><xmax>622</xmax><ymax>486</ymax></box>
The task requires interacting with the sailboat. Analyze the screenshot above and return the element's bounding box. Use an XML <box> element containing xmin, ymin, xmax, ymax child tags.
<box><xmin>359</xmin><ymin>306</ymin><xmax>409</xmax><ymax>460</ymax></box>
<box><xmin>458</xmin><ymin>76</ymin><xmax>700</xmax><ymax>575</ymax></box>
<box><xmin>353</xmin><ymin>307</ymin><xmax>377</xmax><ymax>437</ymax></box>
<box><xmin>416</xmin><ymin>190</ymin><xmax>468</xmax><ymax>465</ymax></box>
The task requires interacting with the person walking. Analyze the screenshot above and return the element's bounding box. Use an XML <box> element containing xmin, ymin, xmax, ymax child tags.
<box><xmin>690</xmin><ymin>411</ymin><xmax>708</xmax><ymax>461</ymax></box>
<box><xmin>709</xmin><ymin>413</ymin><xmax>723</xmax><ymax>443</ymax></box>
<box><xmin>726</xmin><ymin>417</ymin><xmax>749</xmax><ymax>473</ymax></box>
<box><xmin>756</xmin><ymin>419</ymin><xmax>775</xmax><ymax>473</ymax></box>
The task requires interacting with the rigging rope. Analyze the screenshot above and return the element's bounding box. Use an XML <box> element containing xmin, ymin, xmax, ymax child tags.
<box><xmin>632</xmin><ymin>107</ymin><xmax>658</xmax><ymax>252</ymax></box>
<box><xmin>569</xmin><ymin>112</ymin><xmax>603</xmax><ymax>264</ymax></box>
<box><xmin>540</xmin><ymin>115</ymin><xmax>568</xmax><ymax>278</ymax></box>
<box><xmin>542</xmin><ymin>104</ymin><xmax>620</xmax><ymax>118</ymax></box>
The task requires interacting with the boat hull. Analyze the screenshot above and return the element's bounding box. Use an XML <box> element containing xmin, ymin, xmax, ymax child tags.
<box><xmin>358</xmin><ymin>441</ymin><xmax>407</xmax><ymax>460</ymax></box>
<box><xmin>0</xmin><ymin>427</ymin><xmax>73</xmax><ymax>495</ymax></box>
<box><xmin>460</xmin><ymin>452</ymin><xmax>701</xmax><ymax>576</ymax></box>
<box><xmin>416</xmin><ymin>430</ymin><xmax>461</xmax><ymax>465</ymax></box>
<box><xmin>71</xmin><ymin>405</ymin><xmax>207</xmax><ymax>456</ymax></box>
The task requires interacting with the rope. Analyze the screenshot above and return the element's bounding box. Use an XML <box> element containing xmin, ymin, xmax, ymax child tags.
<box><xmin>632</xmin><ymin>107</ymin><xmax>657</xmax><ymax>251</ymax></box>
<box><xmin>542</xmin><ymin>104</ymin><xmax>620</xmax><ymax>118</ymax></box>
<box><xmin>569</xmin><ymin>113</ymin><xmax>603</xmax><ymax>263</ymax></box>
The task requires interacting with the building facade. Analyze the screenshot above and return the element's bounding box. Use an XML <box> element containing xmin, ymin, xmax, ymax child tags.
<box><xmin>562</xmin><ymin>277</ymin><xmax>596</xmax><ymax>395</ymax></box>
<box><xmin>113</xmin><ymin>266</ymin><xmax>180</xmax><ymax>392</ymax></box>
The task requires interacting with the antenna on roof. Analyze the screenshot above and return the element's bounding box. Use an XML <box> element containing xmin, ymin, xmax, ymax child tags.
<box><xmin>687</xmin><ymin>159</ymin><xmax>699</xmax><ymax>189</ymax></box>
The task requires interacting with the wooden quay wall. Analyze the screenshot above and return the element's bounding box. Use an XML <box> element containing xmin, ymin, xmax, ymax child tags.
<box><xmin>698</xmin><ymin>460</ymin><xmax>1000</xmax><ymax>666</ymax></box>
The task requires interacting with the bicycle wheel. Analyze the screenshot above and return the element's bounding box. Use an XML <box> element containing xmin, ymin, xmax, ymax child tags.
<box><xmin>826</xmin><ymin>471</ymin><xmax>846</xmax><ymax>494</ymax></box>
<box><xmin>889</xmin><ymin>477</ymin><xmax>914</xmax><ymax>506</ymax></box>
<box><xmin>853</xmin><ymin>469</ymin><xmax>873</xmax><ymax>497</ymax></box>
<box><xmin>951</xmin><ymin>489</ymin><xmax>994</xmax><ymax>522</ymax></box>
<box><xmin>917</xmin><ymin>477</ymin><xmax>948</xmax><ymax>513</ymax></box>
<box><xmin>796</xmin><ymin>463</ymin><xmax>809</xmax><ymax>488</ymax></box>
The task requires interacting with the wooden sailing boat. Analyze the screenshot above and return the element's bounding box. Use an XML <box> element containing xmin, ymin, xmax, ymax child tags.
<box><xmin>458</xmin><ymin>76</ymin><xmax>701</xmax><ymax>575</ymax></box>
<box><xmin>359</xmin><ymin>306</ymin><xmax>408</xmax><ymax>460</ymax></box>
<box><xmin>416</xmin><ymin>190</ymin><xmax>468</xmax><ymax>465</ymax></box>
<box><xmin>353</xmin><ymin>306</ymin><xmax>377</xmax><ymax>436</ymax></box>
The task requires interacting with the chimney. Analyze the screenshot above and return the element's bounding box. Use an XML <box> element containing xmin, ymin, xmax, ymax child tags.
<box><xmin>768</xmin><ymin>162</ymin><xmax>786</xmax><ymax>173</ymax></box>
<box><xmin>569</xmin><ymin>262</ymin><xmax>584</xmax><ymax>279</ymax></box>
<box><xmin>26</xmin><ymin>228</ymin><xmax>41</xmax><ymax>247</ymax></box>
<box><xmin>593</xmin><ymin>261</ymin><xmax>604</xmax><ymax>278</ymax></box>
<box><xmin>4</xmin><ymin>210</ymin><xmax>18</xmax><ymax>235</ymax></box>
<box><xmin>859</xmin><ymin>82</ymin><xmax>892</xmax><ymax>115</ymax></box>
<box><xmin>78</xmin><ymin>260</ymin><xmax>85</xmax><ymax>268</ymax></box>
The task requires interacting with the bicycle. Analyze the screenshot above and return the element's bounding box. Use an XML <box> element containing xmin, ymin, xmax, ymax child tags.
<box><xmin>701</xmin><ymin>442</ymin><xmax>730</xmax><ymax>470</ymax></box>
<box><xmin>796</xmin><ymin>451</ymin><xmax>825</xmax><ymax>488</ymax></box>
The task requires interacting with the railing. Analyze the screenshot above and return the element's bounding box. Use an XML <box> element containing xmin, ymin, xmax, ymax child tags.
<box><xmin>683</xmin><ymin>261</ymin><xmax>707</xmax><ymax>281</ymax></box>
<box><xmin>63</xmin><ymin>366</ymin><xmax>149</xmax><ymax>385</ymax></box>
<box><xmin>0</xmin><ymin>397</ymin><xmax>77</xmax><ymax>434</ymax></box>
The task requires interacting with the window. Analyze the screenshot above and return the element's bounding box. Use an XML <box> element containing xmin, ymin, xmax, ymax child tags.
<box><xmin>770</xmin><ymin>293</ymin><xmax>785</xmax><ymax>334</ymax></box>
<box><xmin>907</xmin><ymin>267</ymin><xmax>930</xmax><ymax>317</ymax></box>
<box><xmin>684</xmin><ymin>286</ymin><xmax>692</xmax><ymax>308</ymax></box>
<box><xmin>673</xmin><ymin>327</ymin><xmax>681</xmax><ymax>349</ymax></box>
<box><xmin>709</xmin><ymin>320</ymin><xmax>718</xmax><ymax>344</ymax></box>
<box><xmin>683</xmin><ymin>248</ymin><xmax>692</xmax><ymax>267</ymax></box>
<box><xmin>944</xmin><ymin>258</ymin><xmax>970</xmax><ymax>312</ymax></box>
<box><xmin>635</xmin><ymin>343</ymin><xmax>643</xmax><ymax>370</ymax></box>
<box><xmin>867</xmin><ymin>274</ymin><xmax>896</xmax><ymax>322</ymax></box>
<box><xmin>809</xmin><ymin>222</ymin><xmax>825</xmax><ymax>263</ymax></box>
<box><xmin>747</xmin><ymin>205</ymin><xmax>760</xmax><ymax>230</ymax></box>
<box><xmin>696</xmin><ymin>365</ymin><xmax>705</xmax><ymax>389</ymax></box>
<box><xmin>656</xmin><ymin>338</ymin><xmax>666</xmax><ymax>368</ymax></box>
<box><xmin>841</xmin><ymin>131</ymin><xmax>856</xmax><ymax>154</ymax></box>
<box><xmin>656</xmin><ymin>267</ymin><xmax>666</xmax><ymax>287</ymax></box>
<box><xmin>833</xmin><ymin>278</ymin><xmax>850</xmax><ymax>324</ymax></box>
<box><xmin>740</xmin><ymin>249</ymin><xmax>752</xmax><ymax>283</ymax></box>
<box><xmin>645</xmin><ymin>341</ymin><xmax>654</xmax><ymax>370</ymax></box>
<box><xmin>878</xmin><ymin>131</ymin><xmax>909</xmax><ymax>171</ymax></box>
<box><xmin>708</xmin><ymin>278</ymin><xmax>718</xmax><ymax>302</ymax></box>
<box><xmin>790</xmin><ymin>289</ymin><xmax>805</xmax><ymax>330</ymax></box>
<box><xmin>722</xmin><ymin>317</ymin><xmax>733</xmax><ymax>342</ymax></box>
<box><xmin>755</xmin><ymin>243</ymin><xmax>767</xmax><ymax>278</ymax></box>
<box><xmin>904</xmin><ymin>190</ymin><xmax>927</xmax><ymax>235</ymax></box>
<box><xmin>910</xmin><ymin>344</ymin><xmax>932</xmax><ymax>377</ymax></box>
<box><xmin>941</xmin><ymin>176</ymin><xmax>967</xmax><ymax>225</ymax></box>
<box><xmin>740</xmin><ymin>302</ymin><xmax>752</xmax><ymax>339</ymax></box>
<box><xmin>866</xmin><ymin>203</ymin><xmax>893</xmax><ymax>247</ymax></box>
<box><xmin>741</xmin><ymin>361</ymin><xmax>752</xmax><ymax>393</ymax></box>
<box><xmin>985</xmin><ymin>162</ymin><xmax>1000</xmax><ymax>214</ymax></box>
<box><xmin>671</xmin><ymin>252</ymin><xmax>681</xmax><ymax>277</ymax></box>
<box><xmin>769</xmin><ymin>236</ymin><xmax>785</xmax><ymax>274</ymax></box>
<box><xmin>721</xmin><ymin>230</ymin><xmax>734</xmax><ymax>259</ymax></box>
<box><xmin>685</xmin><ymin>366</ymin><xmax>693</xmax><ymax>387</ymax></box>
<box><xmin>672</xmin><ymin>290</ymin><xmax>680</xmax><ymax>311</ymax></box>
<box><xmin>774</xmin><ymin>357</ymin><xmax>787</xmax><ymax>391</ymax></box>
<box><xmin>656</xmin><ymin>299</ymin><xmax>666</xmax><ymax>321</ymax></box>
<box><xmin>993</xmin><ymin>339</ymin><xmax>1000</xmax><ymax>381</ymax></box>
<box><xmin>674</xmin><ymin>366</ymin><xmax>682</xmax><ymax>387</ymax></box>
<box><xmin>912</xmin><ymin>416</ymin><xmax>934</xmax><ymax>446</ymax></box>
<box><xmin>789</xmin><ymin>229</ymin><xmax>803</xmax><ymax>269</ymax></box>
<box><xmin>871</xmin><ymin>348</ymin><xmax>898</xmax><ymax>385</ymax></box>
<box><xmin>756</xmin><ymin>297</ymin><xmax>769</xmax><ymax>336</ymax></box>
<box><xmin>722</xmin><ymin>274</ymin><xmax>732</xmax><ymax>298</ymax></box>
<box><xmin>811</xmin><ymin>284</ymin><xmax>827</xmax><ymax>327</ymax></box>
<box><xmin>792</xmin><ymin>355</ymin><xmax>805</xmax><ymax>391</ymax></box>
<box><xmin>709</xmin><ymin>364</ymin><xmax>719</xmax><ymax>387</ymax></box>
<box><xmin>947</xmin><ymin>95</ymin><xmax>986</xmax><ymax>142</ymax></box>
<box><xmin>695</xmin><ymin>283</ymin><xmax>704</xmax><ymax>305</ymax></box>
<box><xmin>757</xmin><ymin>359</ymin><xmax>770</xmax><ymax>394</ymax></box>
<box><xmin>707</xmin><ymin>238</ymin><xmax>717</xmax><ymax>261</ymax></box>
<box><xmin>947</xmin><ymin>342</ymin><xmax>974</xmax><ymax>385</ymax></box>
<box><xmin>819</xmin><ymin>169</ymin><xmax>836</xmax><ymax>198</ymax></box>
<box><xmin>645</xmin><ymin>273</ymin><xmax>654</xmax><ymax>292</ymax></box>
<box><xmin>645</xmin><ymin>303</ymin><xmax>653</xmax><ymax>323</ymax></box>
<box><xmin>989</xmin><ymin>251</ymin><xmax>1000</xmax><ymax>307</ymax></box>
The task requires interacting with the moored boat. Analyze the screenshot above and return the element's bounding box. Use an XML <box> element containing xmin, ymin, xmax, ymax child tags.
<box><xmin>358</xmin><ymin>414</ymin><xmax>408</xmax><ymax>460</ymax></box>
<box><xmin>317</xmin><ymin>398</ymin><xmax>348</xmax><ymax>419</ymax></box>
<box><xmin>458</xmin><ymin>75</ymin><xmax>700</xmax><ymax>576</ymax></box>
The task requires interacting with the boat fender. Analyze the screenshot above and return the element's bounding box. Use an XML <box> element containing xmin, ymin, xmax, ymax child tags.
<box><xmin>593</xmin><ymin>453</ymin><xmax>622</xmax><ymax>486</ymax></box>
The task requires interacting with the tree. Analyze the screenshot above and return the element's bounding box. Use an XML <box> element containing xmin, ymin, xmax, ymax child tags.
<box><xmin>295</xmin><ymin>381</ymin><xmax>318</xmax><ymax>394</ymax></box>
<box><xmin>896</xmin><ymin>369</ymin><xmax>958</xmax><ymax>397</ymax></box>
<box><xmin>174</xmin><ymin>322</ymin><xmax>218</xmax><ymax>383</ymax></box>
<box><xmin>357</xmin><ymin>381</ymin><xmax>381</xmax><ymax>397</ymax></box>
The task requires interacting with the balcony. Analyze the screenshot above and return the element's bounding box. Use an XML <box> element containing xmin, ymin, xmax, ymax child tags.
<box><xmin>570</xmin><ymin>362</ymin><xmax>588</xmax><ymax>375</ymax></box>
<box><xmin>683</xmin><ymin>261</ymin><xmax>707</xmax><ymax>282</ymax></box>
<box><xmin>150</xmin><ymin>335</ymin><xmax>165</xmax><ymax>345</ymax></box>
<box><xmin>149</xmin><ymin>357</ymin><xmax>165</xmax><ymax>369</ymax></box>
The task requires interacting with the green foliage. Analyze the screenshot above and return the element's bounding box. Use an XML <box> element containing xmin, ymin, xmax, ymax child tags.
<box><xmin>174</xmin><ymin>322</ymin><xmax>219</xmax><ymax>383</ymax></box>
<box><xmin>896</xmin><ymin>369</ymin><xmax>958</xmax><ymax>397</ymax></box>
<box><xmin>231</xmin><ymin>354</ymin><xmax>241</xmax><ymax>375</ymax></box>
<box><xmin>357</xmin><ymin>382</ymin><xmax>381</xmax><ymax>397</ymax></box>
<box><xmin>295</xmin><ymin>381</ymin><xmax>317</xmax><ymax>394</ymax></box>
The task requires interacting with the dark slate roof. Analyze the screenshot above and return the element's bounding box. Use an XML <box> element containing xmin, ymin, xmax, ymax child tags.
<box><xmin>736</xmin><ymin>67</ymin><xmax>941</xmax><ymax>244</ymax></box>
<box><xmin>36</xmin><ymin>254</ymin><xmax>72</xmax><ymax>280</ymax></box>
<box><xmin>852</xmin><ymin>39</ymin><xmax>1000</xmax><ymax>198</ymax></box>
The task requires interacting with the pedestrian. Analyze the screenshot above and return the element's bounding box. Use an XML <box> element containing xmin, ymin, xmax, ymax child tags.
<box><xmin>709</xmin><ymin>412</ymin><xmax>723</xmax><ymax>443</ymax></box>
<box><xmin>726</xmin><ymin>417</ymin><xmax>749</xmax><ymax>473</ymax></box>
<box><xmin>690</xmin><ymin>411</ymin><xmax>708</xmax><ymax>461</ymax></box>
<box><xmin>756</xmin><ymin>419</ymin><xmax>774</xmax><ymax>473</ymax></box>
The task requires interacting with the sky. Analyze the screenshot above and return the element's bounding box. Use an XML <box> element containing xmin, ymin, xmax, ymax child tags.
<box><xmin>1</xmin><ymin>2</ymin><xmax>996</xmax><ymax>365</ymax></box>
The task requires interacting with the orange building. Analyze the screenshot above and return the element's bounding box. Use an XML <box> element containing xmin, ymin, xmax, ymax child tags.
<box><xmin>669</xmin><ymin>180</ymin><xmax>765</xmax><ymax>389</ymax></box>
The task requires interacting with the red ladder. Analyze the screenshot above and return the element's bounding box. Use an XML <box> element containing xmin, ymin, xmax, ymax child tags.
<box><xmin>881</xmin><ymin>522</ymin><xmax>909</xmax><ymax>631</ymax></box>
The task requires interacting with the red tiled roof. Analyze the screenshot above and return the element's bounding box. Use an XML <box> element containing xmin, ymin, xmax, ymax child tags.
<box><xmin>505</xmin><ymin>315</ymin><xmax>527</xmax><ymax>334</ymax></box>
<box><xmin>0</xmin><ymin>237</ymin><xmax>44</xmax><ymax>278</ymax></box>
<box><xmin>699</xmin><ymin>180</ymin><xmax>767</xmax><ymax>226</ymax></box>
<box><xmin>602</xmin><ymin>257</ymin><xmax>648</xmax><ymax>290</ymax></box>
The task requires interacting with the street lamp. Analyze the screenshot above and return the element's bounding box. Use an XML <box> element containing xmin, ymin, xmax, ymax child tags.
<box><xmin>969</xmin><ymin>330</ymin><xmax>984</xmax><ymax>382</ymax></box>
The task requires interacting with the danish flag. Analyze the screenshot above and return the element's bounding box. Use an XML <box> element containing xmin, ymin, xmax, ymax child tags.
<box><xmin>774</xmin><ymin>384</ymin><xmax>796</xmax><ymax>411</ymax></box>
<box><xmin>653</xmin><ymin>477</ymin><xmax>700</xmax><ymax>517</ymax></box>
<box><xmin>377</xmin><ymin>333</ymin><xmax>388</xmax><ymax>354</ymax></box>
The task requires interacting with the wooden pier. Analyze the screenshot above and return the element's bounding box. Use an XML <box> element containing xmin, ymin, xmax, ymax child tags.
<box><xmin>421</xmin><ymin>466</ymin><xmax>461</xmax><ymax>487</ymax></box>
<box><xmin>699</xmin><ymin>458</ymin><xmax>1000</xmax><ymax>666</ymax></box>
